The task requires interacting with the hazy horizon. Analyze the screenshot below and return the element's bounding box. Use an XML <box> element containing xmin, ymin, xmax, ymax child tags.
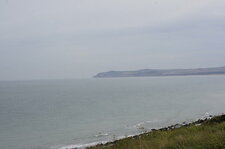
<box><xmin>1</xmin><ymin>0</ymin><xmax>225</xmax><ymax>81</ymax></box>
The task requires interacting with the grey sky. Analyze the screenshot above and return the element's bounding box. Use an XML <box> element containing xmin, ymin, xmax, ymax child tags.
<box><xmin>1</xmin><ymin>0</ymin><xmax>225</xmax><ymax>80</ymax></box>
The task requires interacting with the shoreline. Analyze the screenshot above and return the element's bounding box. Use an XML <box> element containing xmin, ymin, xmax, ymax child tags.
<box><xmin>87</xmin><ymin>114</ymin><xmax>225</xmax><ymax>149</ymax></box>
<box><xmin>60</xmin><ymin>113</ymin><xmax>225</xmax><ymax>149</ymax></box>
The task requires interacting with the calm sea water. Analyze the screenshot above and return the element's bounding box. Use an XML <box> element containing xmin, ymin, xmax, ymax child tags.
<box><xmin>1</xmin><ymin>76</ymin><xmax>225</xmax><ymax>149</ymax></box>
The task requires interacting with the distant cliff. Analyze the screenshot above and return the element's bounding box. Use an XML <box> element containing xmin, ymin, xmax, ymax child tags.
<box><xmin>94</xmin><ymin>66</ymin><xmax>225</xmax><ymax>78</ymax></box>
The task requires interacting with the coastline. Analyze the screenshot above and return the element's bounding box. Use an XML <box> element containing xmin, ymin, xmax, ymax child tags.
<box><xmin>60</xmin><ymin>114</ymin><xmax>225</xmax><ymax>149</ymax></box>
<box><xmin>94</xmin><ymin>66</ymin><xmax>225</xmax><ymax>78</ymax></box>
<box><xmin>88</xmin><ymin>114</ymin><xmax>225</xmax><ymax>149</ymax></box>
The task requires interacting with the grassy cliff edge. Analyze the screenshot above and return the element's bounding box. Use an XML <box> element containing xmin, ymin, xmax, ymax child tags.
<box><xmin>87</xmin><ymin>114</ymin><xmax>225</xmax><ymax>149</ymax></box>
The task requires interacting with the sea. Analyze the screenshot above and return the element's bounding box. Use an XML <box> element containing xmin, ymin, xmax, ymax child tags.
<box><xmin>0</xmin><ymin>75</ymin><xmax>225</xmax><ymax>149</ymax></box>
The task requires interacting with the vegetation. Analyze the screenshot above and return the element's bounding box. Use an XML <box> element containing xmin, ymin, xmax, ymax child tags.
<box><xmin>88</xmin><ymin>115</ymin><xmax>225</xmax><ymax>149</ymax></box>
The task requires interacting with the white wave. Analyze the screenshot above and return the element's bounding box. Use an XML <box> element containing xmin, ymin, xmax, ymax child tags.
<box><xmin>115</xmin><ymin>135</ymin><xmax>126</xmax><ymax>140</ymax></box>
<box><xmin>58</xmin><ymin>141</ymin><xmax>108</xmax><ymax>149</ymax></box>
<box><xmin>200</xmin><ymin>112</ymin><xmax>212</xmax><ymax>120</ymax></box>
<box><xmin>94</xmin><ymin>132</ymin><xmax>109</xmax><ymax>137</ymax></box>
<box><xmin>133</xmin><ymin>122</ymin><xmax>145</xmax><ymax>127</ymax></box>
<box><xmin>58</xmin><ymin>133</ymin><xmax>139</xmax><ymax>149</ymax></box>
<box><xmin>146</xmin><ymin>119</ymin><xmax>163</xmax><ymax>123</ymax></box>
<box><xmin>128</xmin><ymin>119</ymin><xmax>163</xmax><ymax>129</ymax></box>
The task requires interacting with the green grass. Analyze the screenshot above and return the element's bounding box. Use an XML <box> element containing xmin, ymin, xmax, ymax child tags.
<box><xmin>88</xmin><ymin>115</ymin><xmax>225</xmax><ymax>149</ymax></box>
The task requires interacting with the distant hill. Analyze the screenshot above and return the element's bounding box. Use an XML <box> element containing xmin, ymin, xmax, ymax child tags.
<box><xmin>94</xmin><ymin>66</ymin><xmax>225</xmax><ymax>78</ymax></box>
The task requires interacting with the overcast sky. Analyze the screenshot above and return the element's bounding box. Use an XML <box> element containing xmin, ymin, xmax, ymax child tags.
<box><xmin>1</xmin><ymin>0</ymin><xmax>225</xmax><ymax>80</ymax></box>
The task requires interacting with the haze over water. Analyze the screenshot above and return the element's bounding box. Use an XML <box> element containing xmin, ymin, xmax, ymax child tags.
<box><xmin>1</xmin><ymin>75</ymin><xmax>225</xmax><ymax>149</ymax></box>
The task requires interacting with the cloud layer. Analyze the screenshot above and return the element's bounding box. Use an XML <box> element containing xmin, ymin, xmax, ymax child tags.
<box><xmin>1</xmin><ymin>0</ymin><xmax>225</xmax><ymax>80</ymax></box>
